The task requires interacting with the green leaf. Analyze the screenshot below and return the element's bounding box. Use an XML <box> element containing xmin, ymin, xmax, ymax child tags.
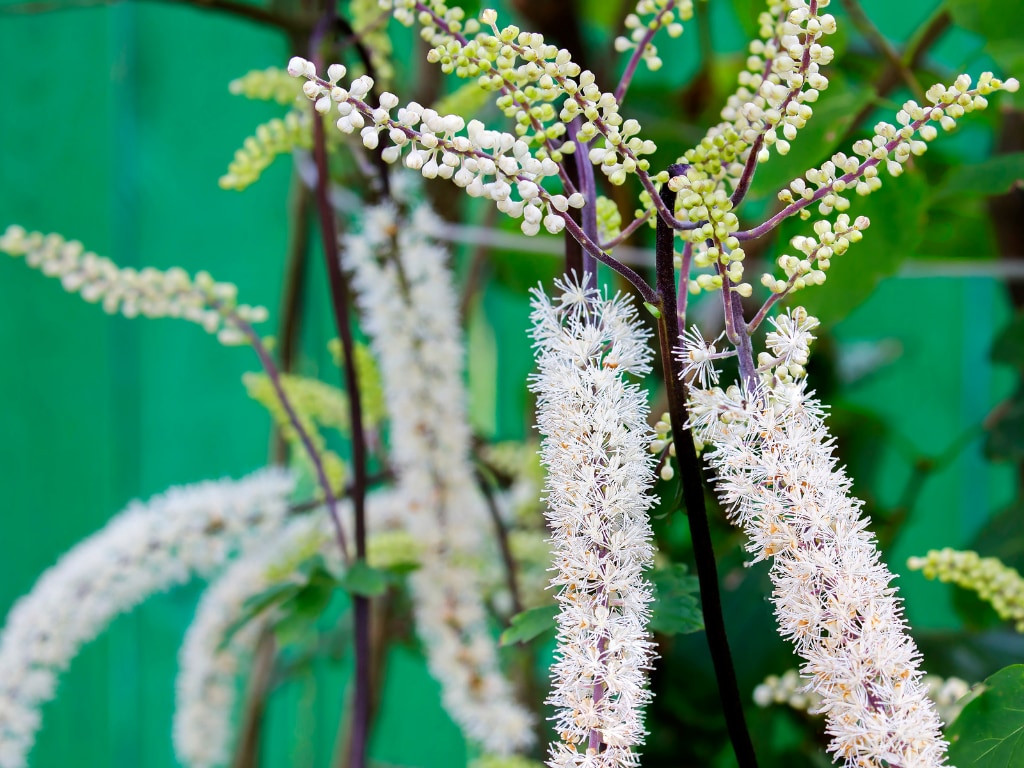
<box><xmin>934</xmin><ymin>153</ymin><xmax>1024</xmax><ymax>202</ymax></box>
<box><xmin>274</xmin><ymin>579</ymin><xmax>336</xmax><ymax>648</ymax></box>
<box><xmin>220</xmin><ymin>581</ymin><xmax>303</xmax><ymax>648</ymax></box>
<box><xmin>337</xmin><ymin>559</ymin><xmax>389</xmax><ymax>597</ymax></box>
<box><xmin>984</xmin><ymin>387</ymin><xmax>1024</xmax><ymax>463</ymax></box>
<box><xmin>500</xmin><ymin>604</ymin><xmax>558</xmax><ymax>646</ymax></box>
<box><xmin>946</xmin><ymin>0</ymin><xmax>1024</xmax><ymax>107</ymax></box>
<box><xmin>790</xmin><ymin>171</ymin><xmax>927</xmax><ymax>327</ymax></box>
<box><xmin>947</xmin><ymin>664</ymin><xmax>1024</xmax><ymax>767</ymax></box>
<box><xmin>992</xmin><ymin>312</ymin><xmax>1024</xmax><ymax>368</ymax></box>
<box><xmin>649</xmin><ymin>564</ymin><xmax>704</xmax><ymax>636</ymax></box>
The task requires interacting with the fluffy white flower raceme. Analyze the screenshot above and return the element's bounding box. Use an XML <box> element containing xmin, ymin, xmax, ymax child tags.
<box><xmin>0</xmin><ymin>470</ymin><xmax>294</xmax><ymax>768</ymax></box>
<box><xmin>173</xmin><ymin>490</ymin><xmax>411</xmax><ymax>768</ymax></box>
<box><xmin>343</xmin><ymin>195</ymin><xmax>533</xmax><ymax>753</ymax></box>
<box><xmin>173</xmin><ymin>515</ymin><xmax>323</xmax><ymax>768</ymax></box>
<box><xmin>529</xmin><ymin>278</ymin><xmax>658</xmax><ymax>768</ymax></box>
<box><xmin>691</xmin><ymin>381</ymin><xmax>947</xmax><ymax>768</ymax></box>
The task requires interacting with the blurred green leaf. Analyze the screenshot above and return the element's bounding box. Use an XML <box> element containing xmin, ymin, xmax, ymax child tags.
<box><xmin>992</xmin><ymin>312</ymin><xmax>1024</xmax><ymax>368</ymax></box>
<box><xmin>947</xmin><ymin>0</ymin><xmax>1024</xmax><ymax>107</ymax></box>
<box><xmin>338</xmin><ymin>559</ymin><xmax>389</xmax><ymax>597</ymax></box>
<box><xmin>650</xmin><ymin>563</ymin><xmax>703</xmax><ymax>635</ymax></box>
<box><xmin>984</xmin><ymin>387</ymin><xmax>1024</xmax><ymax>463</ymax></box>
<box><xmin>500</xmin><ymin>604</ymin><xmax>558</xmax><ymax>646</ymax></box>
<box><xmin>947</xmin><ymin>664</ymin><xmax>1024</xmax><ymax>767</ymax></box>
<box><xmin>934</xmin><ymin>153</ymin><xmax>1024</xmax><ymax>201</ymax></box>
<box><xmin>783</xmin><ymin>172</ymin><xmax>927</xmax><ymax>326</ymax></box>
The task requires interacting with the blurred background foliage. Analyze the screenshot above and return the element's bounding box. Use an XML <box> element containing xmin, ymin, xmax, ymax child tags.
<box><xmin>0</xmin><ymin>0</ymin><xmax>1022</xmax><ymax>765</ymax></box>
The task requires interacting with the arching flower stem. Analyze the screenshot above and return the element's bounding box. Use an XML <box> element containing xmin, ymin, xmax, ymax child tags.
<box><xmin>232</xmin><ymin>314</ymin><xmax>351</xmax><ymax>565</ymax></box>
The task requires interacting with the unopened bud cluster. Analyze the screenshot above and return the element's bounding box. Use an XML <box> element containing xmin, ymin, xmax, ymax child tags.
<box><xmin>788</xmin><ymin>73</ymin><xmax>1019</xmax><ymax>217</ymax></box>
<box><xmin>288</xmin><ymin>56</ymin><xmax>586</xmax><ymax>236</ymax></box>
<box><xmin>220</xmin><ymin>112</ymin><xmax>312</xmax><ymax>190</ymax></box>
<box><xmin>228</xmin><ymin>66</ymin><xmax>302</xmax><ymax>105</ymax></box>
<box><xmin>614</xmin><ymin>0</ymin><xmax>693</xmax><ymax>73</ymax></box>
<box><xmin>761</xmin><ymin>213</ymin><xmax>869</xmax><ymax>294</ymax></box>
<box><xmin>0</xmin><ymin>226</ymin><xmax>266</xmax><ymax>344</ymax></box>
<box><xmin>686</xmin><ymin>0</ymin><xmax>835</xmax><ymax>189</ymax></box>
<box><xmin>908</xmin><ymin>548</ymin><xmax>1024</xmax><ymax>632</ymax></box>
<box><xmin>391</xmin><ymin>2</ymin><xmax>662</xmax><ymax>189</ymax></box>
<box><xmin>649</xmin><ymin>412</ymin><xmax>677</xmax><ymax>481</ymax></box>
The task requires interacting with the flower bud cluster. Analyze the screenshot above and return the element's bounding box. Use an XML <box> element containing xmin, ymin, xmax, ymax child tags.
<box><xmin>0</xmin><ymin>226</ymin><xmax>267</xmax><ymax>344</ymax></box>
<box><xmin>0</xmin><ymin>470</ymin><xmax>294</xmax><ymax>768</ymax></box>
<box><xmin>530</xmin><ymin>277</ymin><xmax>657</xmax><ymax>767</ymax></box>
<box><xmin>690</xmin><ymin>381</ymin><xmax>949</xmax><ymax>768</ymax></box>
<box><xmin>760</xmin><ymin>213</ymin><xmax>869</xmax><ymax>294</ymax></box>
<box><xmin>648</xmin><ymin>412</ymin><xmax>677</xmax><ymax>480</ymax></box>
<box><xmin>787</xmin><ymin>73</ymin><xmax>1018</xmax><ymax>217</ymax></box>
<box><xmin>595</xmin><ymin>196</ymin><xmax>623</xmax><ymax>243</ymax></box>
<box><xmin>288</xmin><ymin>56</ymin><xmax>584</xmax><ymax>236</ymax></box>
<box><xmin>908</xmin><ymin>548</ymin><xmax>1024</xmax><ymax>632</ymax></box>
<box><xmin>757</xmin><ymin>307</ymin><xmax>819</xmax><ymax>381</ymax></box>
<box><xmin>220</xmin><ymin>111</ymin><xmax>312</xmax><ymax>191</ymax></box>
<box><xmin>228</xmin><ymin>66</ymin><xmax>302</xmax><ymax>105</ymax></box>
<box><xmin>685</xmin><ymin>0</ymin><xmax>835</xmax><ymax>191</ymax></box>
<box><xmin>614</xmin><ymin>0</ymin><xmax>693</xmax><ymax>73</ymax></box>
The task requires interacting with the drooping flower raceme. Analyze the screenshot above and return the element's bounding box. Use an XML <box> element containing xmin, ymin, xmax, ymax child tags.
<box><xmin>690</xmin><ymin>381</ymin><xmax>947</xmax><ymax>768</ymax></box>
<box><xmin>0</xmin><ymin>470</ymin><xmax>293</xmax><ymax>768</ymax></box>
<box><xmin>343</xmin><ymin>195</ymin><xmax>534</xmax><ymax>754</ymax></box>
<box><xmin>530</xmin><ymin>278</ymin><xmax>658</xmax><ymax>768</ymax></box>
<box><xmin>173</xmin><ymin>489</ymin><xmax>412</xmax><ymax>768</ymax></box>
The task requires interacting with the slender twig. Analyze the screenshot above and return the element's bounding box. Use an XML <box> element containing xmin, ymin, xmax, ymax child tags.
<box><xmin>229</xmin><ymin>629</ymin><xmax>277</xmax><ymax>768</ymax></box>
<box><xmin>613</xmin><ymin>0</ymin><xmax>678</xmax><ymax>106</ymax></box>
<box><xmin>234</xmin><ymin>315</ymin><xmax>351</xmax><ymax>564</ymax></box>
<box><xmin>840</xmin><ymin>0</ymin><xmax>925</xmax><ymax>102</ymax></box>
<box><xmin>569</xmin><ymin>119</ymin><xmax>599</xmax><ymax>287</ymax></box>
<box><xmin>476</xmin><ymin>468</ymin><xmax>524</xmax><ymax>618</ymax></box>
<box><xmin>654</xmin><ymin>170</ymin><xmax>759</xmax><ymax>768</ymax></box>
<box><xmin>311</xmin><ymin>14</ymin><xmax>372</xmax><ymax>768</ymax></box>
<box><xmin>842</xmin><ymin>8</ymin><xmax>951</xmax><ymax>144</ymax></box>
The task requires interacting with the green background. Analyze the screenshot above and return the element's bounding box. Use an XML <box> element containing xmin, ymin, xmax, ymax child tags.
<box><xmin>0</xmin><ymin>0</ymin><xmax>1018</xmax><ymax>765</ymax></box>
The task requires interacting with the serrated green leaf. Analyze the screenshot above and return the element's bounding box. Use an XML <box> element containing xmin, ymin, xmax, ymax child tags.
<box><xmin>790</xmin><ymin>171</ymin><xmax>927</xmax><ymax>327</ymax></box>
<box><xmin>947</xmin><ymin>664</ymin><xmax>1024</xmax><ymax>767</ymax></box>
<box><xmin>935</xmin><ymin>153</ymin><xmax>1024</xmax><ymax>202</ymax></box>
<box><xmin>650</xmin><ymin>564</ymin><xmax>703</xmax><ymax>636</ymax></box>
<box><xmin>338</xmin><ymin>559</ymin><xmax>389</xmax><ymax>597</ymax></box>
<box><xmin>500</xmin><ymin>604</ymin><xmax>558</xmax><ymax>646</ymax></box>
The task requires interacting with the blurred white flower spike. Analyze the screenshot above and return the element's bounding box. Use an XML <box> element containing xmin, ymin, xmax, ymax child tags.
<box><xmin>0</xmin><ymin>470</ymin><xmax>294</xmax><ymax>768</ymax></box>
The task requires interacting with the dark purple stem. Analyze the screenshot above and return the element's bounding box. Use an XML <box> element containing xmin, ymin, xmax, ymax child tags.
<box><xmin>311</xmin><ymin>14</ymin><xmax>372</xmax><ymax>768</ymax></box>
<box><xmin>677</xmin><ymin>239</ymin><xmax>693</xmax><ymax>325</ymax></box>
<box><xmin>233</xmin><ymin>316</ymin><xmax>350</xmax><ymax>564</ymax></box>
<box><xmin>569</xmin><ymin>119</ymin><xmax>598</xmax><ymax>288</ymax></box>
<box><xmin>654</xmin><ymin>169</ymin><xmax>759</xmax><ymax>768</ymax></box>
